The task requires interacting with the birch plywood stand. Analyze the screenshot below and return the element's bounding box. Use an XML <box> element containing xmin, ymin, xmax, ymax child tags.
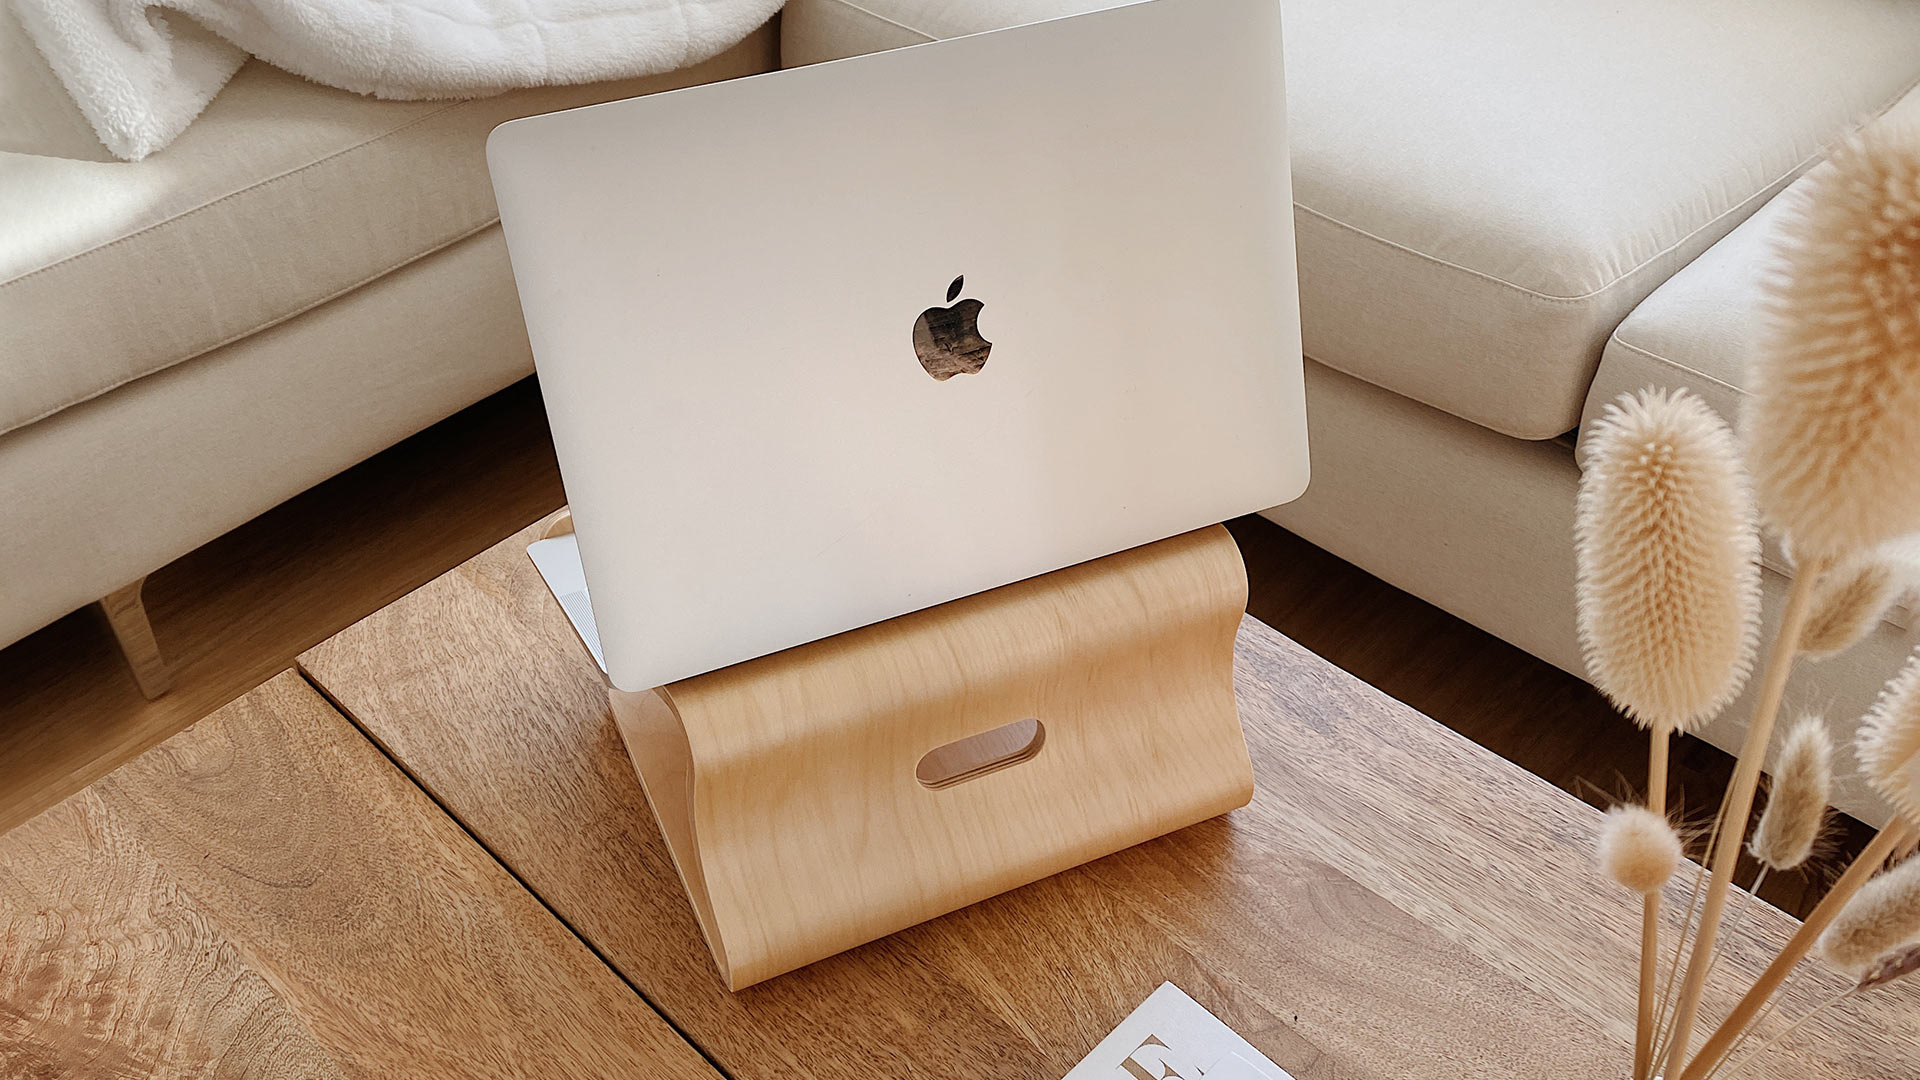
<box><xmin>538</xmin><ymin>512</ymin><xmax>1255</xmax><ymax>990</ymax></box>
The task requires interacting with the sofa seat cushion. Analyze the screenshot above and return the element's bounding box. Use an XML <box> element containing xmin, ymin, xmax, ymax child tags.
<box><xmin>1579</xmin><ymin>187</ymin><xmax>1778</xmax><ymax>448</ymax></box>
<box><xmin>783</xmin><ymin>0</ymin><xmax>1920</xmax><ymax>439</ymax></box>
<box><xmin>1583</xmin><ymin>86</ymin><xmax>1920</xmax><ymax>459</ymax></box>
<box><xmin>0</xmin><ymin>32</ymin><xmax>775</xmax><ymax>440</ymax></box>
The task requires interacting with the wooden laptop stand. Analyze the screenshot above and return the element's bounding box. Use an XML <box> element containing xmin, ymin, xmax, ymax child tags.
<box><xmin>538</xmin><ymin>511</ymin><xmax>1255</xmax><ymax>990</ymax></box>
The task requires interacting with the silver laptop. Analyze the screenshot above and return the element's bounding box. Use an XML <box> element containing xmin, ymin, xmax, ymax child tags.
<box><xmin>488</xmin><ymin>0</ymin><xmax>1308</xmax><ymax>693</ymax></box>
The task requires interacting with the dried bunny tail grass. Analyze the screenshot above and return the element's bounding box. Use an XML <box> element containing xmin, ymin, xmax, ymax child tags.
<box><xmin>1857</xmin><ymin>648</ymin><xmax>1920</xmax><ymax>824</ymax></box>
<box><xmin>1879</xmin><ymin>533</ymin><xmax>1920</xmax><ymax>605</ymax></box>
<box><xmin>1750</xmin><ymin>716</ymin><xmax>1832</xmax><ymax>871</ymax></box>
<box><xmin>1820</xmin><ymin>853</ymin><xmax>1920</xmax><ymax>974</ymax></box>
<box><xmin>1856</xmin><ymin>942</ymin><xmax>1920</xmax><ymax>991</ymax></box>
<box><xmin>1599</xmin><ymin>805</ymin><xmax>1683</xmax><ymax>895</ymax></box>
<box><xmin>1576</xmin><ymin>388</ymin><xmax>1762</xmax><ymax>731</ymax></box>
<box><xmin>1746</xmin><ymin>121</ymin><xmax>1920</xmax><ymax>561</ymax></box>
<box><xmin>1802</xmin><ymin>557</ymin><xmax>1901</xmax><ymax>659</ymax></box>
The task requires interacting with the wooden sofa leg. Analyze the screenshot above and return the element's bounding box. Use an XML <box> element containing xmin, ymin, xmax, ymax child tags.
<box><xmin>99</xmin><ymin>577</ymin><xmax>173</xmax><ymax>699</ymax></box>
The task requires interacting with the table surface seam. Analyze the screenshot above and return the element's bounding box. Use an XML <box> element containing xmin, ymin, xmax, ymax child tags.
<box><xmin>290</xmin><ymin>660</ymin><xmax>739</xmax><ymax>1080</ymax></box>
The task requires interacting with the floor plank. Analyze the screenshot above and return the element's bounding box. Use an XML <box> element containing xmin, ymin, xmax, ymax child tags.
<box><xmin>0</xmin><ymin>670</ymin><xmax>719</xmax><ymax>1080</ymax></box>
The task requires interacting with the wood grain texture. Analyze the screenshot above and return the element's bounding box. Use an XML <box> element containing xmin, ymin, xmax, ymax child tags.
<box><xmin>1225</xmin><ymin>515</ymin><xmax>1879</xmax><ymax>921</ymax></box>
<box><xmin>97</xmin><ymin>577</ymin><xmax>172</xmax><ymax>699</ymax></box>
<box><xmin>0</xmin><ymin>670</ymin><xmax>719</xmax><ymax>1080</ymax></box>
<box><xmin>0</xmin><ymin>799</ymin><xmax>347</xmax><ymax>1080</ymax></box>
<box><xmin>612</xmin><ymin>523</ymin><xmax>1252</xmax><ymax>988</ymax></box>
<box><xmin>1226</xmin><ymin>629</ymin><xmax>1914</xmax><ymax>1079</ymax></box>
<box><xmin>301</xmin><ymin>522</ymin><xmax>1920</xmax><ymax>1077</ymax></box>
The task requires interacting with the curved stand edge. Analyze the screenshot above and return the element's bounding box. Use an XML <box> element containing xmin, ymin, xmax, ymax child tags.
<box><xmin>607</xmin><ymin>524</ymin><xmax>1251</xmax><ymax>989</ymax></box>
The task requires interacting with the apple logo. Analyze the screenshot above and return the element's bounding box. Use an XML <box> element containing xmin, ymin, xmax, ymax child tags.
<box><xmin>912</xmin><ymin>275</ymin><xmax>991</xmax><ymax>381</ymax></box>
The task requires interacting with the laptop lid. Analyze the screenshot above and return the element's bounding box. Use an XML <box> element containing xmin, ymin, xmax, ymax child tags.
<box><xmin>488</xmin><ymin>0</ymin><xmax>1307</xmax><ymax>692</ymax></box>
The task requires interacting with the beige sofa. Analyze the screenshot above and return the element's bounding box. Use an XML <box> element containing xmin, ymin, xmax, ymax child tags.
<box><xmin>7</xmin><ymin>2</ymin><xmax>1920</xmax><ymax>821</ymax></box>
<box><xmin>781</xmin><ymin>0</ymin><xmax>1920</xmax><ymax>824</ymax></box>
<box><xmin>0</xmin><ymin>19</ymin><xmax>778</xmax><ymax>665</ymax></box>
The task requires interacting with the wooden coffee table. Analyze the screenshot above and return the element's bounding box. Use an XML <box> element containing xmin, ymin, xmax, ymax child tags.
<box><xmin>5</xmin><ymin>521</ymin><xmax>1911</xmax><ymax>1078</ymax></box>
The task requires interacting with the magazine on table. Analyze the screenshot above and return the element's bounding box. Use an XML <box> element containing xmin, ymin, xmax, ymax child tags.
<box><xmin>1062</xmin><ymin>983</ymin><xmax>1294</xmax><ymax>1080</ymax></box>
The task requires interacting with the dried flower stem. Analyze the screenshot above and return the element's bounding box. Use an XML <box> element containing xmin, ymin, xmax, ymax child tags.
<box><xmin>1677</xmin><ymin>816</ymin><xmax>1916</xmax><ymax>1079</ymax></box>
<box><xmin>1635</xmin><ymin>728</ymin><xmax>1670</xmax><ymax>1080</ymax></box>
<box><xmin>1636</xmin><ymin>895</ymin><xmax>1661</xmax><ymax>1078</ymax></box>
<box><xmin>1680</xmin><ymin>865</ymin><xmax>1771</xmax><ymax>1079</ymax></box>
<box><xmin>1665</xmin><ymin>560</ymin><xmax>1826</xmax><ymax>1072</ymax></box>
<box><xmin>1707</xmin><ymin>989</ymin><xmax>1854</xmax><ymax>1080</ymax></box>
<box><xmin>1706</xmin><ymin>992</ymin><xmax>1785</xmax><ymax>1080</ymax></box>
<box><xmin>1652</xmin><ymin>794</ymin><xmax>1730</xmax><ymax>1075</ymax></box>
<box><xmin>1698</xmin><ymin>866</ymin><xmax>1769</xmax><ymax>998</ymax></box>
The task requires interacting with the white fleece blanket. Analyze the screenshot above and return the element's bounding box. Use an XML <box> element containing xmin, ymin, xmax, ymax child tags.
<box><xmin>10</xmin><ymin>0</ymin><xmax>781</xmax><ymax>161</ymax></box>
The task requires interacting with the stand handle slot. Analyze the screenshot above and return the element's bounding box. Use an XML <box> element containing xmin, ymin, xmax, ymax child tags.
<box><xmin>915</xmin><ymin>718</ymin><xmax>1045</xmax><ymax>789</ymax></box>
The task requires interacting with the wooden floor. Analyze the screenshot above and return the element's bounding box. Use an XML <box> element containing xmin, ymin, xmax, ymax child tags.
<box><xmin>0</xmin><ymin>377</ymin><xmax>1868</xmax><ymax>917</ymax></box>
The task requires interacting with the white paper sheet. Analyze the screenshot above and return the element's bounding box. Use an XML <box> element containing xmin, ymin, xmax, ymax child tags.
<box><xmin>1062</xmin><ymin>983</ymin><xmax>1294</xmax><ymax>1080</ymax></box>
<box><xmin>528</xmin><ymin>534</ymin><xmax>606</xmax><ymax>673</ymax></box>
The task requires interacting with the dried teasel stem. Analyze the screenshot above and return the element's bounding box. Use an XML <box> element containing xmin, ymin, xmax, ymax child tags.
<box><xmin>1681</xmin><ymin>864</ymin><xmax>1772</xmax><ymax>1078</ymax></box>
<box><xmin>1636</xmin><ymin>730</ymin><xmax>1670</xmax><ymax>1080</ymax></box>
<box><xmin>1701</xmin><ymin>989</ymin><xmax>1784</xmax><ymax>1080</ymax></box>
<box><xmin>1665</xmin><ymin>560</ymin><xmax>1827</xmax><ymax>1074</ymax></box>
<box><xmin>1650</xmin><ymin>851</ymin><xmax>1709</xmax><ymax>1071</ymax></box>
<box><xmin>1576</xmin><ymin>387</ymin><xmax>1761</xmax><ymax>1080</ymax></box>
<box><xmin>1708</xmin><ymin>946</ymin><xmax>1920</xmax><ymax>1080</ymax></box>
<box><xmin>1636</xmin><ymin>891</ymin><xmax>1661</xmax><ymax>1079</ymax></box>
<box><xmin>1653</xmin><ymin>787</ymin><xmax>1735</xmax><ymax>1074</ymax></box>
<box><xmin>1694</xmin><ymin>716</ymin><xmax>1828</xmax><ymax>1049</ymax></box>
<box><xmin>1655</xmin><ymin>859</ymin><xmax>1766</xmax><ymax>1075</ymax></box>
<box><xmin>1693</xmin><ymin>865</ymin><xmax>1771</xmax><ymax>1011</ymax></box>
<box><xmin>1708</xmin><ymin>989</ymin><xmax>1854</xmax><ymax>1080</ymax></box>
<box><xmin>1677</xmin><ymin>817</ymin><xmax>1917</xmax><ymax>1080</ymax></box>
